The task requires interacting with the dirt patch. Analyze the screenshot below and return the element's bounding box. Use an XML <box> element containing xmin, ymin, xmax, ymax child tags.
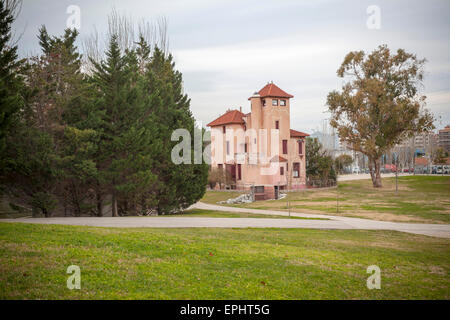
<box><xmin>283</xmin><ymin>203</ymin><xmax>442</xmax><ymax>223</ymax></box>
<box><xmin>349</xmin><ymin>211</ymin><xmax>430</xmax><ymax>223</ymax></box>
<box><xmin>428</xmin><ymin>266</ymin><xmax>447</xmax><ymax>276</ymax></box>
<box><xmin>329</xmin><ymin>239</ymin><xmax>413</xmax><ymax>250</ymax></box>
<box><xmin>292</xmin><ymin>201</ymin><xmax>338</xmax><ymax>206</ymax></box>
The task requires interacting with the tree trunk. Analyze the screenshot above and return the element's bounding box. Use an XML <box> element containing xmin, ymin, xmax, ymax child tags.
<box><xmin>63</xmin><ymin>199</ymin><xmax>68</xmax><ymax>217</ymax></box>
<box><xmin>96</xmin><ymin>192</ymin><xmax>103</xmax><ymax>217</ymax></box>
<box><xmin>95</xmin><ymin>182</ymin><xmax>103</xmax><ymax>217</ymax></box>
<box><xmin>373</xmin><ymin>158</ymin><xmax>382</xmax><ymax>188</ymax></box>
<box><xmin>112</xmin><ymin>191</ymin><xmax>118</xmax><ymax>217</ymax></box>
<box><xmin>368</xmin><ymin>158</ymin><xmax>376</xmax><ymax>185</ymax></box>
<box><xmin>140</xmin><ymin>195</ymin><xmax>147</xmax><ymax>216</ymax></box>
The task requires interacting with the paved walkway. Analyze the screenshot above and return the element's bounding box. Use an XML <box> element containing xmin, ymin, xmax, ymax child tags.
<box><xmin>338</xmin><ymin>173</ymin><xmax>449</xmax><ymax>181</ymax></box>
<box><xmin>190</xmin><ymin>202</ymin><xmax>450</xmax><ymax>238</ymax></box>
<box><xmin>2</xmin><ymin>202</ymin><xmax>450</xmax><ymax>239</ymax></box>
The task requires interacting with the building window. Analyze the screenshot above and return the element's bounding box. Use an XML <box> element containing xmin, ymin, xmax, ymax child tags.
<box><xmin>226</xmin><ymin>141</ymin><xmax>230</xmax><ymax>155</ymax></box>
<box><xmin>218</xmin><ymin>164</ymin><xmax>223</xmax><ymax>170</ymax></box>
<box><xmin>275</xmin><ymin>120</ymin><xmax>279</xmax><ymax>129</ymax></box>
<box><xmin>237</xmin><ymin>164</ymin><xmax>242</xmax><ymax>180</ymax></box>
<box><xmin>282</xmin><ymin>140</ymin><xmax>288</xmax><ymax>154</ymax></box>
<box><xmin>280</xmin><ymin>166</ymin><xmax>284</xmax><ymax>175</ymax></box>
<box><xmin>272</xmin><ymin>99</ymin><xmax>278</xmax><ymax>106</ymax></box>
<box><xmin>253</xmin><ymin>186</ymin><xmax>264</xmax><ymax>193</ymax></box>
<box><xmin>244</xmin><ymin>143</ymin><xmax>248</xmax><ymax>153</ymax></box>
<box><xmin>280</xmin><ymin>100</ymin><xmax>286</xmax><ymax>106</ymax></box>
<box><xmin>262</xmin><ymin>99</ymin><xmax>266</xmax><ymax>106</ymax></box>
<box><xmin>286</xmin><ymin>162</ymin><xmax>288</xmax><ymax>171</ymax></box>
<box><xmin>298</xmin><ymin>140</ymin><xmax>303</xmax><ymax>155</ymax></box>
<box><xmin>293</xmin><ymin>162</ymin><xmax>300</xmax><ymax>178</ymax></box>
<box><xmin>223</xmin><ymin>126</ymin><xmax>226</xmax><ymax>134</ymax></box>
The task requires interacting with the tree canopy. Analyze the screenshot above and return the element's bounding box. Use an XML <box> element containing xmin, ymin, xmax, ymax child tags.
<box><xmin>1</xmin><ymin>8</ymin><xmax>208</xmax><ymax>217</ymax></box>
<box><xmin>0</xmin><ymin>0</ymin><xmax>24</xmax><ymax>181</ymax></box>
<box><xmin>305</xmin><ymin>137</ymin><xmax>336</xmax><ymax>186</ymax></box>
<box><xmin>326</xmin><ymin>45</ymin><xmax>434</xmax><ymax>187</ymax></box>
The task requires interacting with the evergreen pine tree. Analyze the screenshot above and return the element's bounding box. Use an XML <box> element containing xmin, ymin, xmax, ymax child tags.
<box><xmin>0</xmin><ymin>0</ymin><xmax>24</xmax><ymax>179</ymax></box>
<box><xmin>143</xmin><ymin>48</ymin><xmax>208</xmax><ymax>214</ymax></box>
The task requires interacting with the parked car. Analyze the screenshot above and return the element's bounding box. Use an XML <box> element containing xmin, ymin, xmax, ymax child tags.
<box><xmin>444</xmin><ymin>165</ymin><xmax>450</xmax><ymax>174</ymax></box>
<box><xmin>352</xmin><ymin>167</ymin><xmax>360</xmax><ymax>174</ymax></box>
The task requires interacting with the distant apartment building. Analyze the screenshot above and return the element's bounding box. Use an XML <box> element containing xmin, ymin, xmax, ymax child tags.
<box><xmin>438</xmin><ymin>125</ymin><xmax>450</xmax><ymax>152</ymax></box>
<box><xmin>396</xmin><ymin>132</ymin><xmax>437</xmax><ymax>150</ymax></box>
<box><xmin>414</xmin><ymin>132</ymin><xmax>438</xmax><ymax>151</ymax></box>
<box><xmin>207</xmin><ymin>83</ymin><xmax>309</xmax><ymax>200</ymax></box>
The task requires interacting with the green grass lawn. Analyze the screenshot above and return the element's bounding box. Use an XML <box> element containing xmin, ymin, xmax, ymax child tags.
<box><xmin>0</xmin><ymin>222</ymin><xmax>449</xmax><ymax>299</ymax></box>
<box><xmin>201</xmin><ymin>176</ymin><xmax>450</xmax><ymax>224</ymax></box>
<box><xmin>200</xmin><ymin>191</ymin><xmax>244</xmax><ymax>205</ymax></box>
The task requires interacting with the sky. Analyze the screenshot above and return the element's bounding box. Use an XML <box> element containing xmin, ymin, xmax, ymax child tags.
<box><xmin>12</xmin><ymin>0</ymin><xmax>450</xmax><ymax>134</ymax></box>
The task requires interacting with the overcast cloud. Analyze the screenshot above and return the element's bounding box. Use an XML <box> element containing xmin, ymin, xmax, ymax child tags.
<box><xmin>13</xmin><ymin>0</ymin><xmax>450</xmax><ymax>133</ymax></box>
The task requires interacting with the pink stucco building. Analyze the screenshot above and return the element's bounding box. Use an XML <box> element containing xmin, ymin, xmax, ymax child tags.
<box><xmin>207</xmin><ymin>82</ymin><xmax>309</xmax><ymax>200</ymax></box>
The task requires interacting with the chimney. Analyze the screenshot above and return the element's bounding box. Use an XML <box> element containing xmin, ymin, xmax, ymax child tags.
<box><xmin>239</xmin><ymin>106</ymin><xmax>242</xmax><ymax>113</ymax></box>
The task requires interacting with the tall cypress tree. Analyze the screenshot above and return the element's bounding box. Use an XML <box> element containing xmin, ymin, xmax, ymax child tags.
<box><xmin>143</xmin><ymin>48</ymin><xmax>208</xmax><ymax>214</ymax></box>
<box><xmin>6</xmin><ymin>26</ymin><xmax>99</xmax><ymax>217</ymax></box>
<box><xmin>91</xmin><ymin>34</ymin><xmax>153</xmax><ymax>216</ymax></box>
<box><xmin>0</xmin><ymin>0</ymin><xmax>24</xmax><ymax>179</ymax></box>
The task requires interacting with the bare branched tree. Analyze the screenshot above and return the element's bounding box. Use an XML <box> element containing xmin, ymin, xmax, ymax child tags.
<box><xmin>82</xmin><ymin>8</ymin><xmax>169</xmax><ymax>73</ymax></box>
<box><xmin>4</xmin><ymin>0</ymin><xmax>21</xmax><ymax>18</ymax></box>
<box><xmin>81</xmin><ymin>26</ymin><xmax>101</xmax><ymax>74</ymax></box>
<box><xmin>138</xmin><ymin>19</ymin><xmax>156</xmax><ymax>49</ymax></box>
<box><xmin>156</xmin><ymin>16</ymin><xmax>169</xmax><ymax>55</ymax></box>
<box><xmin>5</xmin><ymin>0</ymin><xmax>25</xmax><ymax>46</ymax></box>
<box><xmin>107</xmin><ymin>7</ymin><xmax>135</xmax><ymax>53</ymax></box>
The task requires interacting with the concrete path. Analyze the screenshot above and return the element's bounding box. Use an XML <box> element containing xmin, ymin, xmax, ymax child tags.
<box><xmin>0</xmin><ymin>216</ymin><xmax>351</xmax><ymax>230</ymax></box>
<box><xmin>2</xmin><ymin>201</ymin><xmax>450</xmax><ymax>239</ymax></box>
<box><xmin>338</xmin><ymin>173</ymin><xmax>402</xmax><ymax>181</ymax></box>
<box><xmin>190</xmin><ymin>202</ymin><xmax>450</xmax><ymax>239</ymax></box>
<box><xmin>338</xmin><ymin>173</ymin><xmax>449</xmax><ymax>181</ymax></box>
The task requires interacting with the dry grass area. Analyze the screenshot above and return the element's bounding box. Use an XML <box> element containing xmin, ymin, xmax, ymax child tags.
<box><xmin>201</xmin><ymin>176</ymin><xmax>450</xmax><ymax>224</ymax></box>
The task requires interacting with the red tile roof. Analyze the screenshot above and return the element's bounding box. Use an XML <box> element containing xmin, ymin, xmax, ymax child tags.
<box><xmin>258</xmin><ymin>83</ymin><xmax>293</xmax><ymax>99</ymax></box>
<box><xmin>207</xmin><ymin>109</ymin><xmax>245</xmax><ymax>127</ymax></box>
<box><xmin>270</xmin><ymin>155</ymin><xmax>288</xmax><ymax>162</ymax></box>
<box><xmin>415</xmin><ymin>157</ymin><xmax>428</xmax><ymax>166</ymax></box>
<box><xmin>290</xmin><ymin>129</ymin><xmax>310</xmax><ymax>137</ymax></box>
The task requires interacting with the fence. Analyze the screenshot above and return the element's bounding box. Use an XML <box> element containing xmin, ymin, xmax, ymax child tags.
<box><xmin>306</xmin><ymin>179</ymin><xmax>337</xmax><ymax>188</ymax></box>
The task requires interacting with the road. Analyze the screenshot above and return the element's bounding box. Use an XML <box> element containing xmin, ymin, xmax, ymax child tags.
<box><xmin>2</xmin><ymin>201</ymin><xmax>450</xmax><ymax>239</ymax></box>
